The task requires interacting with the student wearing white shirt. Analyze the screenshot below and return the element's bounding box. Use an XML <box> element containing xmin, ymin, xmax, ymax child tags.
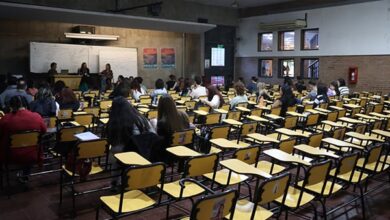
<box><xmin>189</xmin><ymin>76</ymin><xmax>207</xmax><ymax>99</ymax></box>
<box><xmin>338</xmin><ymin>78</ymin><xmax>350</xmax><ymax>97</ymax></box>
<box><xmin>130</xmin><ymin>79</ymin><xmax>146</xmax><ymax>101</ymax></box>
<box><xmin>201</xmin><ymin>85</ymin><xmax>224</xmax><ymax>109</ymax></box>
<box><xmin>151</xmin><ymin>78</ymin><xmax>167</xmax><ymax>104</ymax></box>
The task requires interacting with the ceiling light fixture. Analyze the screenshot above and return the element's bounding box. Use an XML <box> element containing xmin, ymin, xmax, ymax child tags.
<box><xmin>64</xmin><ymin>33</ymin><xmax>119</xmax><ymax>41</ymax></box>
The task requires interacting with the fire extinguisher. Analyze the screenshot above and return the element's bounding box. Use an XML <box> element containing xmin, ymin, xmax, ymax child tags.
<box><xmin>349</xmin><ymin>67</ymin><xmax>358</xmax><ymax>84</ymax></box>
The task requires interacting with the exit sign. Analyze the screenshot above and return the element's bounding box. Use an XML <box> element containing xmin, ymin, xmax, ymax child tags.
<box><xmin>217</xmin><ymin>44</ymin><xmax>224</xmax><ymax>48</ymax></box>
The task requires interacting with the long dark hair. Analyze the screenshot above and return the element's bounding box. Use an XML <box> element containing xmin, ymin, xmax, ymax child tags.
<box><xmin>207</xmin><ymin>85</ymin><xmax>224</xmax><ymax>107</ymax></box>
<box><xmin>280</xmin><ymin>85</ymin><xmax>296</xmax><ymax>117</ymax></box>
<box><xmin>107</xmin><ymin>97</ymin><xmax>151</xmax><ymax>146</ymax></box>
<box><xmin>130</xmin><ymin>79</ymin><xmax>141</xmax><ymax>93</ymax></box>
<box><xmin>157</xmin><ymin>94</ymin><xmax>188</xmax><ymax>133</ymax></box>
<box><xmin>60</xmin><ymin>88</ymin><xmax>77</xmax><ymax>104</ymax></box>
<box><xmin>317</xmin><ymin>83</ymin><xmax>329</xmax><ymax>103</ymax></box>
<box><xmin>331</xmin><ymin>81</ymin><xmax>340</xmax><ymax>96</ymax></box>
<box><xmin>9</xmin><ymin>95</ymin><xmax>29</xmax><ymax>113</ymax></box>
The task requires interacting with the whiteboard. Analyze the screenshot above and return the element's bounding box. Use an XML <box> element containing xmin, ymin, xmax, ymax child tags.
<box><xmin>30</xmin><ymin>42</ymin><xmax>138</xmax><ymax>78</ymax></box>
<box><xmin>99</xmin><ymin>48</ymin><xmax>138</xmax><ymax>81</ymax></box>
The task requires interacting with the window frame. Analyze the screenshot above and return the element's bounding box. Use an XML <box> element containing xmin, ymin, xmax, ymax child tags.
<box><xmin>278</xmin><ymin>58</ymin><xmax>295</xmax><ymax>78</ymax></box>
<box><xmin>301</xmin><ymin>58</ymin><xmax>319</xmax><ymax>79</ymax></box>
<box><xmin>278</xmin><ymin>30</ymin><xmax>295</xmax><ymax>51</ymax></box>
<box><xmin>258</xmin><ymin>59</ymin><xmax>273</xmax><ymax>78</ymax></box>
<box><xmin>258</xmin><ymin>32</ymin><xmax>273</xmax><ymax>52</ymax></box>
<box><xmin>301</xmin><ymin>28</ymin><xmax>319</xmax><ymax>51</ymax></box>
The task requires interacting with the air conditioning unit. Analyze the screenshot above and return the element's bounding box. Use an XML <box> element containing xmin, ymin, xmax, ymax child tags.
<box><xmin>259</xmin><ymin>19</ymin><xmax>307</xmax><ymax>31</ymax></box>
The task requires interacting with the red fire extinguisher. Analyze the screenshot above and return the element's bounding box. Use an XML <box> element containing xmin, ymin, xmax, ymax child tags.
<box><xmin>349</xmin><ymin>67</ymin><xmax>358</xmax><ymax>84</ymax></box>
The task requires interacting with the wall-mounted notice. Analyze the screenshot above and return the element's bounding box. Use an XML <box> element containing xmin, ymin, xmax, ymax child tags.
<box><xmin>161</xmin><ymin>48</ymin><xmax>175</xmax><ymax>68</ymax></box>
<box><xmin>143</xmin><ymin>48</ymin><xmax>157</xmax><ymax>68</ymax></box>
<box><xmin>211</xmin><ymin>46</ymin><xmax>225</xmax><ymax>67</ymax></box>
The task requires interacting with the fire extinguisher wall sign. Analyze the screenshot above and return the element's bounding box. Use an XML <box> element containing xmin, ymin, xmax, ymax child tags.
<box><xmin>349</xmin><ymin>67</ymin><xmax>358</xmax><ymax>84</ymax></box>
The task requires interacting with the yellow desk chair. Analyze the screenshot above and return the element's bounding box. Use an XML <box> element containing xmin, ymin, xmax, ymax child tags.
<box><xmin>73</xmin><ymin>113</ymin><xmax>97</xmax><ymax>131</ymax></box>
<box><xmin>184</xmin><ymin>100</ymin><xmax>197</xmax><ymax>111</ymax></box>
<box><xmin>161</xmin><ymin>154</ymin><xmax>219</xmax><ymax>219</ymax></box>
<box><xmin>231</xmin><ymin>172</ymin><xmax>291</xmax><ymax>220</ymax></box>
<box><xmin>3</xmin><ymin>131</ymin><xmax>41</xmax><ymax>195</ymax></box>
<box><xmin>182</xmin><ymin>187</ymin><xmax>238</xmax><ymax>220</ymax></box>
<box><xmin>97</xmin><ymin>162</ymin><xmax>166</xmax><ymax>219</ymax></box>
<box><xmin>329</xmin><ymin>152</ymin><xmax>369</xmax><ymax>219</ymax></box>
<box><xmin>99</xmin><ymin>100</ymin><xmax>112</xmax><ymax>118</ymax></box>
<box><xmin>60</xmin><ymin>139</ymin><xmax>109</xmax><ymax>215</ymax></box>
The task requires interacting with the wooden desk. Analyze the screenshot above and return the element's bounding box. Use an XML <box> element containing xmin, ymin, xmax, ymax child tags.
<box><xmin>339</xmin><ymin>117</ymin><xmax>367</xmax><ymax>125</ymax></box>
<box><xmin>322</xmin><ymin>137</ymin><xmax>364</xmax><ymax>151</ymax></box>
<box><xmin>166</xmin><ymin>146</ymin><xmax>201</xmax><ymax>157</ymax></box>
<box><xmin>54</xmin><ymin>75</ymin><xmax>82</xmax><ymax>90</ymax></box>
<box><xmin>275</xmin><ymin>128</ymin><xmax>311</xmax><ymax>138</ymax></box>
<box><xmin>265</xmin><ymin>114</ymin><xmax>284</xmax><ymax>120</ymax></box>
<box><xmin>371</xmin><ymin>130</ymin><xmax>390</xmax><ymax>139</ymax></box>
<box><xmin>223</xmin><ymin>119</ymin><xmax>243</xmax><ymax>126</ymax></box>
<box><xmin>246</xmin><ymin>133</ymin><xmax>280</xmax><ymax>144</ymax></box>
<box><xmin>264</xmin><ymin>149</ymin><xmax>311</xmax><ymax>166</ymax></box>
<box><xmin>214</xmin><ymin>109</ymin><xmax>228</xmax><ymax>114</ymax></box>
<box><xmin>193</xmin><ymin>110</ymin><xmax>209</xmax><ymax>116</ymax></box>
<box><xmin>343</xmin><ymin>104</ymin><xmax>361</xmax><ymax>109</ymax></box>
<box><xmin>287</xmin><ymin>111</ymin><xmax>306</xmax><ymax>117</ymax></box>
<box><xmin>369</xmin><ymin>112</ymin><xmax>390</xmax><ymax>119</ymax></box>
<box><xmin>306</xmin><ymin>109</ymin><xmax>327</xmax><ymax>115</ymax></box>
<box><xmin>355</xmin><ymin>113</ymin><xmax>379</xmax><ymax>121</ymax></box>
<box><xmin>315</xmin><ymin>108</ymin><xmax>331</xmax><ymax>113</ymax></box>
<box><xmin>220</xmin><ymin>159</ymin><xmax>272</xmax><ymax>178</ymax></box>
<box><xmin>210</xmin><ymin>138</ymin><xmax>249</xmax><ymax>149</ymax></box>
<box><xmin>346</xmin><ymin>132</ymin><xmax>384</xmax><ymax>143</ymax></box>
<box><xmin>235</xmin><ymin>106</ymin><xmax>251</xmax><ymax>112</ymax></box>
<box><xmin>321</xmin><ymin>120</ymin><xmax>346</xmax><ymax>128</ymax></box>
<box><xmin>329</xmin><ymin>106</ymin><xmax>345</xmax><ymax>111</ymax></box>
<box><xmin>245</xmin><ymin>115</ymin><xmax>269</xmax><ymax>123</ymax></box>
<box><xmin>99</xmin><ymin>118</ymin><xmax>109</xmax><ymax>124</ymax></box>
<box><xmin>294</xmin><ymin>144</ymin><xmax>339</xmax><ymax>159</ymax></box>
<box><xmin>114</xmin><ymin>152</ymin><xmax>151</xmax><ymax>165</ymax></box>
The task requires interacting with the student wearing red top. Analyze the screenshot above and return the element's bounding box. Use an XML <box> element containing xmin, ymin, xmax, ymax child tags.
<box><xmin>0</xmin><ymin>95</ymin><xmax>47</xmax><ymax>179</ymax></box>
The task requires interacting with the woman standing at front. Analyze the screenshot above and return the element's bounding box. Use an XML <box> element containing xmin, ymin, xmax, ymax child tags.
<box><xmin>100</xmin><ymin>63</ymin><xmax>113</xmax><ymax>92</ymax></box>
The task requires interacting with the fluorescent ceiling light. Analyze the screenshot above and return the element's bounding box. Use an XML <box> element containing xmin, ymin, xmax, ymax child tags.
<box><xmin>64</xmin><ymin>33</ymin><xmax>119</xmax><ymax>40</ymax></box>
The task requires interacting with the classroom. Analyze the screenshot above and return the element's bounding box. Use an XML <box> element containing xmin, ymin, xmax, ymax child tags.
<box><xmin>0</xmin><ymin>0</ymin><xmax>389</xmax><ymax>219</ymax></box>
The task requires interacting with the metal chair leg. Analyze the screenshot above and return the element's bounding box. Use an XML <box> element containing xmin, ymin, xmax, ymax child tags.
<box><xmin>359</xmin><ymin>185</ymin><xmax>366</xmax><ymax>219</ymax></box>
<box><xmin>166</xmin><ymin>204</ymin><xmax>170</xmax><ymax>220</ymax></box>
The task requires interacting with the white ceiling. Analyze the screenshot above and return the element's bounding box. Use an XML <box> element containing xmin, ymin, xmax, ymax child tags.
<box><xmin>185</xmin><ymin>0</ymin><xmax>295</xmax><ymax>8</ymax></box>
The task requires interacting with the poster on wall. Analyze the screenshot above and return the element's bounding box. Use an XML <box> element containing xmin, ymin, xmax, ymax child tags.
<box><xmin>143</xmin><ymin>48</ymin><xmax>157</xmax><ymax>68</ymax></box>
<box><xmin>161</xmin><ymin>48</ymin><xmax>175</xmax><ymax>68</ymax></box>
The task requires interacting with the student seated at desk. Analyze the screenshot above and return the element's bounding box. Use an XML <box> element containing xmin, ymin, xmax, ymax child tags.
<box><xmin>106</xmin><ymin>97</ymin><xmax>155</xmax><ymax>186</ymax></box>
<box><xmin>259</xmin><ymin>85</ymin><xmax>297</xmax><ymax>117</ymax></box>
<box><xmin>53</xmin><ymin>80</ymin><xmax>66</xmax><ymax>101</ymax></box>
<box><xmin>166</xmin><ymin>74</ymin><xmax>177</xmax><ymax>91</ymax></box>
<box><xmin>58</xmin><ymin>88</ymin><xmax>80</xmax><ymax>111</ymax></box>
<box><xmin>247</xmin><ymin>76</ymin><xmax>258</xmax><ymax>94</ymax></box>
<box><xmin>30</xmin><ymin>86</ymin><xmax>59</xmax><ymax>117</ymax></box>
<box><xmin>175</xmin><ymin>77</ymin><xmax>190</xmax><ymax>96</ymax></box>
<box><xmin>301</xmin><ymin>80</ymin><xmax>317</xmax><ymax>101</ymax></box>
<box><xmin>151</xmin><ymin>78</ymin><xmax>167</xmax><ymax>104</ymax></box>
<box><xmin>1</xmin><ymin>78</ymin><xmax>33</xmax><ymax>110</ymax></box>
<box><xmin>48</xmin><ymin>62</ymin><xmax>57</xmax><ymax>75</ymax></box>
<box><xmin>189</xmin><ymin>76</ymin><xmax>207</xmax><ymax>99</ymax></box>
<box><xmin>130</xmin><ymin>79</ymin><xmax>146</xmax><ymax>101</ymax></box>
<box><xmin>338</xmin><ymin>78</ymin><xmax>350</xmax><ymax>97</ymax></box>
<box><xmin>109</xmin><ymin>80</ymin><xmax>131</xmax><ymax>99</ymax></box>
<box><xmin>230</xmin><ymin>82</ymin><xmax>248</xmax><ymax>109</ymax></box>
<box><xmin>0</xmin><ymin>95</ymin><xmax>47</xmax><ymax>181</ymax></box>
<box><xmin>201</xmin><ymin>85</ymin><xmax>224</xmax><ymax>109</ymax></box>
<box><xmin>152</xmin><ymin>95</ymin><xmax>191</xmax><ymax>161</ymax></box>
<box><xmin>314</xmin><ymin>83</ymin><xmax>329</xmax><ymax>108</ymax></box>
<box><xmin>327</xmin><ymin>81</ymin><xmax>339</xmax><ymax>97</ymax></box>
<box><xmin>295</xmin><ymin>76</ymin><xmax>306</xmax><ymax>94</ymax></box>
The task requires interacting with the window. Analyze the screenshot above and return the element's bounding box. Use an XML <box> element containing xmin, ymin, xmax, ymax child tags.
<box><xmin>279</xmin><ymin>59</ymin><xmax>295</xmax><ymax>77</ymax></box>
<box><xmin>301</xmin><ymin>58</ymin><xmax>319</xmax><ymax>79</ymax></box>
<box><xmin>279</xmin><ymin>31</ymin><xmax>295</xmax><ymax>51</ymax></box>
<box><xmin>302</xmin><ymin>29</ymin><xmax>319</xmax><ymax>50</ymax></box>
<box><xmin>258</xmin><ymin>59</ymin><xmax>273</xmax><ymax>77</ymax></box>
<box><xmin>258</xmin><ymin>33</ymin><xmax>273</xmax><ymax>51</ymax></box>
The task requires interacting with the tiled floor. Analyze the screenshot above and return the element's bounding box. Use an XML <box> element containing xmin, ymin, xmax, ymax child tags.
<box><xmin>1</xmin><ymin>166</ymin><xmax>390</xmax><ymax>220</ymax></box>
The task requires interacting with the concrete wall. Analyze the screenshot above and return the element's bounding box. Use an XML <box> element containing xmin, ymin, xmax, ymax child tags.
<box><xmin>0</xmin><ymin>19</ymin><xmax>201</xmax><ymax>88</ymax></box>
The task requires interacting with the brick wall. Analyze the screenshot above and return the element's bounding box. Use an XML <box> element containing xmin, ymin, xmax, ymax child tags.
<box><xmin>236</xmin><ymin>55</ymin><xmax>390</xmax><ymax>94</ymax></box>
